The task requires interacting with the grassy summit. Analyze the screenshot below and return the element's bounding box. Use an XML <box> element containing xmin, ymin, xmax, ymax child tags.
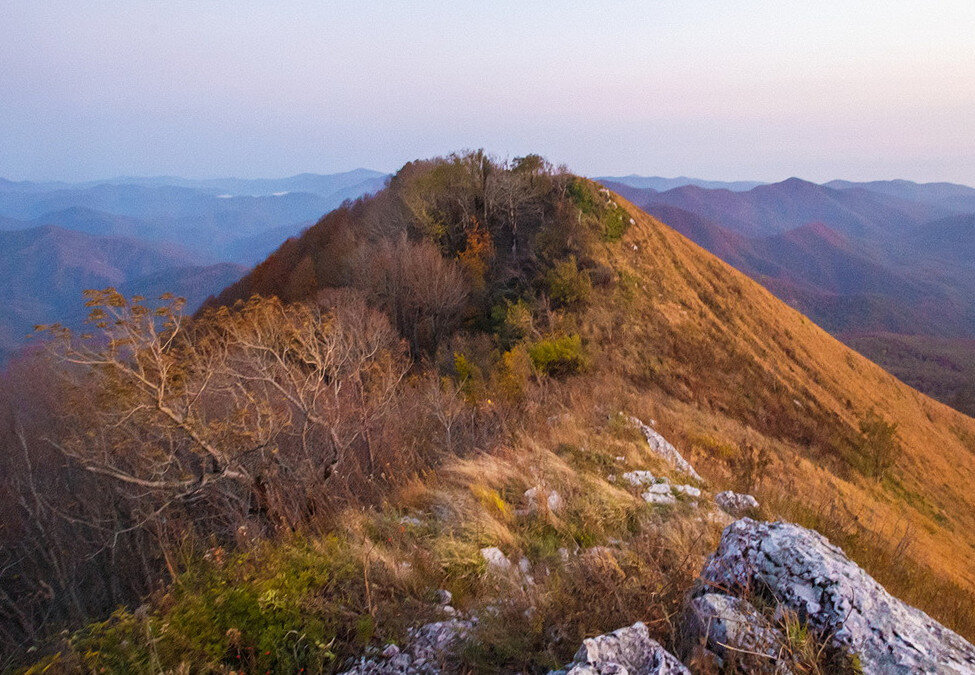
<box><xmin>15</xmin><ymin>152</ymin><xmax>975</xmax><ymax>672</ymax></box>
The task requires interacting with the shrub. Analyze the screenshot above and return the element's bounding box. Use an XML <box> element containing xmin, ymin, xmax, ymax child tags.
<box><xmin>454</xmin><ymin>351</ymin><xmax>485</xmax><ymax>400</ymax></box>
<box><xmin>529</xmin><ymin>334</ymin><xmax>587</xmax><ymax>377</ymax></box>
<box><xmin>491</xmin><ymin>298</ymin><xmax>534</xmax><ymax>348</ymax></box>
<box><xmin>544</xmin><ymin>256</ymin><xmax>592</xmax><ymax>308</ymax></box>
<box><xmin>62</xmin><ymin>537</ymin><xmax>364</xmax><ymax>674</ymax></box>
<box><xmin>857</xmin><ymin>409</ymin><xmax>901</xmax><ymax>479</ymax></box>
<box><xmin>600</xmin><ymin>204</ymin><xmax>631</xmax><ymax>241</ymax></box>
<box><xmin>496</xmin><ymin>344</ymin><xmax>533</xmax><ymax>399</ymax></box>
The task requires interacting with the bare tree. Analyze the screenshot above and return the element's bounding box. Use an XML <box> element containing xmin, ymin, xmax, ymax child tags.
<box><xmin>353</xmin><ymin>236</ymin><xmax>469</xmax><ymax>359</ymax></box>
<box><xmin>42</xmin><ymin>289</ymin><xmax>409</xmax><ymax>532</ymax></box>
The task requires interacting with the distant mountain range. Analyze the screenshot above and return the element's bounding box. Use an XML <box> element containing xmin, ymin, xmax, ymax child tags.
<box><xmin>599</xmin><ymin>175</ymin><xmax>975</xmax><ymax>414</ymax></box>
<box><xmin>0</xmin><ymin>169</ymin><xmax>389</xmax><ymax>263</ymax></box>
<box><xmin>0</xmin><ymin>170</ymin><xmax>389</xmax><ymax>361</ymax></box>
<box><xmin>0</xmin><ymin>226</ymin><xmax>245</xmax><ymax>359</ymax></box>
<box><xmin>595</xmin><ymin>175</ymin><xmax>765</xmax><ymax>192</ymax></box>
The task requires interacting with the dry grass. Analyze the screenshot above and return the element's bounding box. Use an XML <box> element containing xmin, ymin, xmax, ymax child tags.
<box><xmin>20</xmin><ymin>169</ymin><xmax>975</xmax><ymax>672</ymax></box>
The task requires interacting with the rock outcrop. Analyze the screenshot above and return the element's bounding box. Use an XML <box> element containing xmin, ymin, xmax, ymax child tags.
<box><xmin>340</xmin><ymin>618</ymin><xmax>475</xmax><ymax>674</ymax></box>
<box><xmin>696</xmin><ymin>519</ymin><xmax>975</xmax><ymax>673</ymax></box>
<box><xmin>552</xmin><ymin>622</ymin><xmax>689</xmax><ymax>674</ymax></box>
<box><xmin>629</xmin><ymin>417</ymin><xmax>702</xmax><ymax>482</ymax></box>
<box><xmin>714</xmin><ymin>490</ymin><xmax>759</xmax><ymax>516</ymax></box>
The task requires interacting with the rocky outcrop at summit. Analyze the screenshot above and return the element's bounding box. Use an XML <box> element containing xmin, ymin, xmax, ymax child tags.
<box><xmin>695</xmin><ymin>519</ymin><xmax>975</xmax><ymax>674</ymax></box>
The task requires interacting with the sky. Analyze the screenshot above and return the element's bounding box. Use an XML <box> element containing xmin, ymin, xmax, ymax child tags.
<box><xmin>2</xmin><ymin>1</ymin><xmax>975</xmax><ymax>184</ymax></box>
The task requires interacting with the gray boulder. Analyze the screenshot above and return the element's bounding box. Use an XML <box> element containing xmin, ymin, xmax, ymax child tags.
<box><xmin>714</xmin><ymin>490</ymin><xmax>759</xmax><ymax>516</ymax></box>
<box><xmin>552</xmin><ymin>621</ymin><xmax>689</xmax><ymax>674</ymax></box>
<box><xmin>700</xmin><ymin>519</ymin><xmax>975</xmax><ymax>673</ymax></box>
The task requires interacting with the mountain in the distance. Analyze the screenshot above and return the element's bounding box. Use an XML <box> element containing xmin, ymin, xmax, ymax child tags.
<box><xmin>0</xmin><ymin>226</ymin><xmax>243</xmax><ymax>358</ymax></box>
<box><xmin>826</xmin><ymin>178</ymin><xmax>975</xmax><ymax>213</ymax></box>
<box><xmin>596</xmin><ymin>174</ymin><xmax>765</xmax><ymax>192</ymax></box>
<box><xmin>99</xmin><ymin>168</ymin><xmax>389</xmax><ymax>198</ymax></box>
<box><xmin>907</xmin><ymin>213</ymin><xmax>975</xmax><ymax>270</ymax></box>
<box><xmin>0</xmin><ymin>171</ymin><xmax>389</xmax><ymax>263</ymax></box>
<box><xmin>629</xmin><ymin>177</ymin><xmax>944</xmax><ymax>239</ymax></box>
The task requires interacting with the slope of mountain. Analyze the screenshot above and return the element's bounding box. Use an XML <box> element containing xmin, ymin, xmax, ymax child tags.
<box><xmin>595</xmin><ymin>174</ymin><xmax>764</xmax><ymax>192</ymax></box>
<box><xmin>909</xmin><ymin>213</ymin><xmax>975</xmax><ymax>270</ymax></box>
<box><xmin>122</xmin><ymin>262</ymin><xmax>247</xmax><ymax>313</ymax></box>
<box><xmin>211</xmin><ymin>161</ymin><xmax>975</xmax><ymax>616</ymax></box>
<box><xmin>15</xmin><ymin>156</ymin><xmax>975</xmax><ymax>672</ymax></box>
<box><xmin>599</xmin><ymin>177</ymin><xmax>975</xmax><ymax>413</ymax></box>
<box><xmin>0</xmin><ymin>226</ymin><xmax>241</xmax><ymax>358</ymax></box>
<box><xmin>843</xmin><ymin>333</ymin><xmax>975</xmax><ymax>417</ymax></box>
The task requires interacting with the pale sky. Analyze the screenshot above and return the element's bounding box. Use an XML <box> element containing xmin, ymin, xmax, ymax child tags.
<box><xmin>2</xmin><ymin>1</ymin><xmax>974</xmax><ymax>184</ymax></box>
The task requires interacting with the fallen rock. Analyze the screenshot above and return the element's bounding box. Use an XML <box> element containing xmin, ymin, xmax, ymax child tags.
<box><xmin>340</xmin><ymin>618</ymin><xmax>475</xmax><ymax>674</ymax></box>
<box><xmin>714</xmin><ymin>491</ymin><xmax>759</xmax><ymax>516</ymax></box>
<box><xmin>700</xmin><ymin>519</ymin><xmax>975</xmax><ymax>673</ymax></box>
<box><xmin>552</xmin><ymin>621</ymin><xmax>690</xmax><ymax>674</ymax></box>
<box><xmin>642</xmin><ymin>487</ymin><xmax>677</xmax><ymax>506</ymax></box>
<box><xmin>524</xmin><ymin>486</ymin><xmax>564</xmax><ymax>514</ymax></box>
<box><xmin>672</xmin><ymin>485</ymin><xmax>701</xmax><ymax>499</ymax></box>
<box><xmin>681</xmin><ymin>592</ymin><xmax>790</xmax><ymax>673</ymax></box>
<box><xmin>622</xmin><ymin>470</ymin><xmax>657</xmax><ymax>487</ymax></box>
<box><xmin>630</xmin><ymin>417</ymin><xmax>703</xmax><ymax>482</ymax></box>
<box><xmin>480</xmin><ymin>546</ymin><xmax>513</xmax><ymax>573</ymax></box>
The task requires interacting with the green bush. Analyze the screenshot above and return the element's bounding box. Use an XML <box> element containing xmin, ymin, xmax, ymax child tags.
<box><xmin>544</xmin><ymin>257</ymin><xmax>592</xmax><ymax>308</ymax></box>
<box><xmin>566</xmin><ymin>177</ymin><xmax>600</xmax><ymax>214</ymax></box>
<box><xmin>528</xmin><ymin>334</ymin><xmax>587</xmax><ymax>377</ymax></box>
<box><xmin>601</xmin><ymin>204</ymin><xmax>631</xmax><ymax>241</ymax></box>
<box><xmin>62</xmin><ymin>536</ymin><xmax>366</xmax><ymax>674</ymax></box>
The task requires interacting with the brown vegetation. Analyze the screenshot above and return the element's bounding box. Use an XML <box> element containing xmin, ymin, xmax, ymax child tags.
<box><xmin>6</xmin><ymin>152</ymin><xmax>975</xmax><ymax>672</ymax></box>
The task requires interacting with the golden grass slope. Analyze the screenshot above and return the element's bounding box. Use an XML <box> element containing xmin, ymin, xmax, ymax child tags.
<box><xmin>597</xmin><ymin>191</ymin><xmax>975</xmax><ymax>603</ymax></box>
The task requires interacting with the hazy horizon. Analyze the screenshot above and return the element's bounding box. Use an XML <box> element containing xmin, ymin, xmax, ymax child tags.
<box><xmin>3</xmin><ymin>1</ymin><xmax>974</xmax><ymax>184</ymax></box>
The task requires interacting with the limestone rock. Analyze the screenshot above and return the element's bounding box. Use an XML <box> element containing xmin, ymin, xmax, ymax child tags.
<box><xmin>480</xmin><ymin>546</ymin><xmax>513</xmax><ymax>573</ymax></box>
<box><xmin>672</xmin><ymin>485</ymin><xmax>701</xmax><ymax>499</ymax></box>
<box><xmin>340</xmin><ymin>618</ymin><xmax>475</xmax><ymax>674</ymax></box>
<box><xmin>700</xmin><ymin>519</ymin><xmax>975</xmax><ymax>673</ymax></box>
<box><xmin>552</xmin><ymin>621</ymin><xmax>690</xmax><ymax>674</ymax></box>
<box><xmin>622</xmin><ymin>470</ymin><xmax>657</xmax><ymax>487</ymax></box>
<box><xmin>524</xmin><ymin>486</ymin><xmax>564</xmax><ymax>514</ymax></box>
<box><xmin>682</xmin><ymin>593</ymin><xmax>790</xmax><ymax>673</ymax></box>
<box><xmin>629</xmin><ymin>417</ymin><xmax>702</xmax><ymax>482</ymax></box>
<box><xmin>714</xmin><ymin>491</ymin><xmax>759</xmax><ymax>516</ymax></box>
<box><xmin>640</xmin><ymin>482</ymin><xmax>674</xmax><ymax>505</ymax></box>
